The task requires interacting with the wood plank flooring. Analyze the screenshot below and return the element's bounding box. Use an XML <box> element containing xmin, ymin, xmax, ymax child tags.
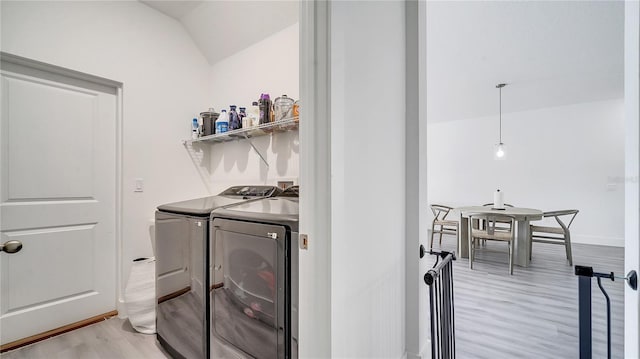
<box><xmin>433</xmin><ymin>238</ymin><xmax>625</xmax><ymax>359</ymax></box>
<box><xmin>1</xmin><ymin>241</ymin><xmax>624</xmax><ymax>358</ymax></box>
<box><xmin>1</xmin><ymin>317</ymin><xmax>170</xmax><ymax>359</ymax></box>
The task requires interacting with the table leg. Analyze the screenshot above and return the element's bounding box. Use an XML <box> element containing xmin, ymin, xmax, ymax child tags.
<box><xmin>459</xmin><ymin>215</ymin><xmax>469</xmax><ymax>258</ymax></box>
<box><xmin>515</xmin><ymin>219</ymin><xmax>531</xmax><ymax>267</ymax></box>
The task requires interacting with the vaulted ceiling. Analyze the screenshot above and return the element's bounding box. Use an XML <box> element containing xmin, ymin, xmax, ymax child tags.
<box><xmin>139</xmin><ymin>1</ymin><xmax>624</xmax><ymax>123</ymax></box>
<box><xmin>140</xmin><ymin>0</ymin><xmax>298</xmax><ymax>65</ymax></box>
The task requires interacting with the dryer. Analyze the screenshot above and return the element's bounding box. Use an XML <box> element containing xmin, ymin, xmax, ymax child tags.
<box><xmin>155</xmin><ymin>186</ymin><xmax>281</xmax><ymax>359</ymax></box>
<box><xmin>209</xmin><ymin>186</ymin><xmax>299</xmax><ymax>359</ymax></box>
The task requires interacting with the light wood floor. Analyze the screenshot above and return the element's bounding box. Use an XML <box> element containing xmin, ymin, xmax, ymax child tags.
<box><xmin>1</xmin><ymin>318</ymin><xmax>170</xmax><ymax>359</ymax></box>
<box><xmin>435</xmin><ymin>238</ymin><xmax>625</xmax><ymax>359</ymax></box>
<box><xmin>1</xmin><ymin>241</ymin><xmax>624</xmax><ymax>359</ymax></box>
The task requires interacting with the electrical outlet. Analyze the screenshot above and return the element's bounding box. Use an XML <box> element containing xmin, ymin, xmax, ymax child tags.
<box><xmin>278</xmin><ymin>181</ymin><xmax>294</xmax><ymax>190</ymax></box>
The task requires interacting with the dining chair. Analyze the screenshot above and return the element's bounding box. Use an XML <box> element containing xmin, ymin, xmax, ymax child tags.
<box><xmin>468</xmin><ymin>213</ymin><xmax>516</xmax><ymax>275</ymax></box>
<box><xmin>529</xmin><ymin>210</ymin><xmax>579</xmax><ymax>266</ymax></box>
<box><xmin>429</xmin><ymin>204</ymin><xmax>459</xmax><ymax>250</ymax></box>
<box><xmin>477</xmin><ymin>203</ymin><xmax>515</xmax><ymax>244</ymax></box>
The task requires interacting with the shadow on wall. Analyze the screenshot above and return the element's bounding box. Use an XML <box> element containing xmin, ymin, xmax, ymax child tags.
<box><xmin>186</xmin><ymin>142</ymin><xmax>213</xmax><ymax>193</ymax></box>
<box><xmin>208</xmin><ymin>132</ymin><xmax>299</xmax><ymax>184</ymax></box>
<box><xmin>273</xmin><ymin>131</ymin><xmax>299</xmax><ymax>176</ymax></box>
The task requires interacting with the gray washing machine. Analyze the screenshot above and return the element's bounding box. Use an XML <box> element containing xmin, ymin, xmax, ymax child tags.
<box><xmin>155</xmin><ymin>186</ymin><xmax>281</xmax><ymax>359</ymax></box>
<box><xmin>209</xmin><ymin>186</ymin><xmax>299</xmax><ymax>359</ymax></box>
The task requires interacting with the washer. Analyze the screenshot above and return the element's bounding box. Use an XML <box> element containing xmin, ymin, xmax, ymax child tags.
<box><xmin>209</xmin><ymin>186</ymin><xmax>299</xmax><ymax>359</ymax></box>
<box><xmin>155</xmin><ymin>186</ymin><xmax>281</xmax><ymax>359</ymax></box>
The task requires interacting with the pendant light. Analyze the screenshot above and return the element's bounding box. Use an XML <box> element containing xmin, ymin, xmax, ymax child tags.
<box><xmin>494</xmin><ymin>83</ymin><xmax>507</xmax><ymax>160</ymax></box>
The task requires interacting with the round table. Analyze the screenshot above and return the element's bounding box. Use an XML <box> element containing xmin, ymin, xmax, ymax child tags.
<box><xmin>455</xmin><ymin>206</ymin><xmax>543</xmax><ymax>267</ymax></box>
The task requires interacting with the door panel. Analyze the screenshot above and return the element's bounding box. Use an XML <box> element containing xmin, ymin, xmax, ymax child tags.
<box><xmin>4</xmin><ymin>75</ymin><xmax>94</xmax><ymax>200</ymax></box>
<box><xmin>2</xmin><ymin>225</ymin><xmax>96</xmax><ymax>312</ymax></box>
<box><xmin>0</xmin><ymin>59</ymin><xmax>116</xmax><ymax>345</ymax></box>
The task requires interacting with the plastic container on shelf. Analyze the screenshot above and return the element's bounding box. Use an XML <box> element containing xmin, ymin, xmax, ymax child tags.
<box><xmin>200</xmin><ymin>108</ymin><xmax>219</xmax><ymax>136</ymax></box>
<box><xmin>229</xmin><ymin>105</ymin><xmax>241</xmax><ymax>130</ymax></box>
<box><xmin>273</xmin><ymin>95</ymin><xmax>294</xmax><ymax>122</ymax></box>
<box><xmin>249</xmin><ymin>102</ymin><xmax>260</xmax><ymax>127</ymax></box>
<box><xmin>216</xmin><ymin>109</ymin><xmax>229</xmax><ymax>134</ymax></box>
<box><xmin>293</xmin><ymin>100</ymin><xmax>299</xmax><ymax>122</ymax></box>
<box><xmin>259</xmin><ymin>93</ymin><xmax>271</xmax><ymax>125</ymax></box>
<box><xmin>239</xmin><ymin>107</ymin><xmax>247</xmax><ymax>128</ymax></box>
<box><xmin>191</xmin><ymin>118</ymin><xmax>199</xmax><ymax>139</ymax></box>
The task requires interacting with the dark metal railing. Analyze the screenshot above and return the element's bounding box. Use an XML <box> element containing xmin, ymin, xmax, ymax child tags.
<box><xmin>574</xmin><ymin>265</ymin><xmax>637</xmax><ymax>359</ymax></box>
<box><xmin>421</xmin><ymin>245</ymin><xmax>456</xmax><ymax>359</ymax></box>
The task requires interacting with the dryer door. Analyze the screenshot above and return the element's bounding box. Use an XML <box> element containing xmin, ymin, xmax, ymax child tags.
<box><xmin>211</xmin><ymin>218</ymin><xmax>288</xmax><ymax>359</ymax></box>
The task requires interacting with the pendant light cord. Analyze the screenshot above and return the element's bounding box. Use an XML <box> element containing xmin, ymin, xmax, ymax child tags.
<box><xmin>496</xmin><ymin>83</ymin><xmax>506</xmax><ymax>144</ymax></box>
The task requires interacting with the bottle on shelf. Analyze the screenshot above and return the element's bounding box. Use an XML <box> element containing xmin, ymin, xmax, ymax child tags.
<box><xmin>249</xmin><ymin>101</ymin><xmax>260</xmax><ymax>127</ymax></box>
<box><xmin>259</xmin><ymin>93</ymin><xmax>271</xmax><ymax>125</ymax></box>
<box><xmin>229</xmin><ymin>105</ymin><xmax>241</xmax><ymax>130</ymax></box>
<box><xmin>239</xmin><ymin>107</ymin><xmax>248</xmax><ymax>128</ymax></box>
<box><xmin>191</xmin><ymin>118</ymin><xmax>199</xmax><ymax>139</ymax></box>
<box><xmin>216</xmin><ymin>109</ymin><xmax>229</xmax><ymax>134</ymax></box>
<box><xmin>293</xmin><ymin>100</ymin><xmax>299</xmax><ymax>122</ymax></box>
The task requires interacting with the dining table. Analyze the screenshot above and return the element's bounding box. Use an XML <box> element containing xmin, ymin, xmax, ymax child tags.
<box><xmin>455</xmin><ymin>206</ymin><xmax>544</xmax><ymax>267</ymax></box>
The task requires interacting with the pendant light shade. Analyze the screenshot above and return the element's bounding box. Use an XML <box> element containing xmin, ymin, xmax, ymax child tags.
<box><xmin>494</xmin><ymin>83</ymin><xmax>507</xmax><ymax>160</ymax></box>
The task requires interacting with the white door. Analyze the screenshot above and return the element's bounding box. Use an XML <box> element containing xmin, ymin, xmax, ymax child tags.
<box><xmin>0</xmin><ymin>57</ymin><xmax>117</xmax><ymax>345</ymax></box>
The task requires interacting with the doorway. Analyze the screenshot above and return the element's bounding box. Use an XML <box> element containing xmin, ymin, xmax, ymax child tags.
<box><xmin>422</xmin><ymin>1</ymin><xmax>638</xmax><ymax>357</ymax></box>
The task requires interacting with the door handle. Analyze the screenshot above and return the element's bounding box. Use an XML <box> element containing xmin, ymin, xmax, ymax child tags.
<box><xmin>0</xmin><ymin>240</ymin><xmax>23</xmax><ymax>254</ymax></box>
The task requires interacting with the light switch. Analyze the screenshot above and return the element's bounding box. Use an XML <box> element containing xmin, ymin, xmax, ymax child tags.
<box><xmin>134</xmin><ymin>178</ymin><xmax>144</xmax><ymax>192</ymax></box>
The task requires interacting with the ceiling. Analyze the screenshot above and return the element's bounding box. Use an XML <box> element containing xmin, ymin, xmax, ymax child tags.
<box><xmin>140</xmin><ymin>0</ymin><xmax>298</xmax><ymax>65</ymax></box>
<box><xmin>427</xmin><ymin>0</ymin><xmax>624</xmax><ymax>122</ymax></box>
<box><xmin>140</xmin><ymin>1</ymin><xmax>623</xmax><ymax>122</ymax></box>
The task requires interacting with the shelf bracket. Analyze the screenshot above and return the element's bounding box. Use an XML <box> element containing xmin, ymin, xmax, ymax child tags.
<box><xmin>242</xmin><ymin>132</ymin><xmax>269</xmax><ymax>168</ymax></box>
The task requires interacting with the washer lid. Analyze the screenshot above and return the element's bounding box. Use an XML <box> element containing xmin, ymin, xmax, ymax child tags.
<box><xmin>157</xmin><ymin>186</ymin><xmax>281</xmax><ymax>216</ymax></box>
<box><xmin>211</xmin><ymin>197</ymin><xmax>299</xmax><ymax>232</ymax></box>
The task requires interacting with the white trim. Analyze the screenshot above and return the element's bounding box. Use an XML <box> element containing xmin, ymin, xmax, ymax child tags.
<box><xmin>624</xmin><ymin>1</ymin><xmax>640</xmax><ymax>357</ymax></box>
<box><xmin>0</xmin><ymin>52</ymin><xmax>121</xmax><ymax>89</ymax></box>
<box><xmin>115</xmin><ymin>86</ymin><xmax>125</xmax><ymax>318</ymax></box>
<box><xmin>405</xmin><ymin>0</ymin><xmax>424</xmax><ymax>358</ymax></box>
<box><xmin>298</xmin><ymin>0</ymin><xmax>332</xmax><ymax>357</ymax></box>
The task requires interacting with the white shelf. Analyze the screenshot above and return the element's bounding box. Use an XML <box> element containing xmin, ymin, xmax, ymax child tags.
<box><xmin>183</xmin><ymin>117</ymin><xmax>298</xmax><ymax>145</ymax></box>
<box><xmin>182</xmin><ymin>117</ymin><xmax>299</xmax><ymax>168</ymax></box>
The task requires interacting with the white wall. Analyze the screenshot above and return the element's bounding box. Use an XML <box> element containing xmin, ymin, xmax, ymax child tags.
<box><xmin>1</xmin><ymin>1</ymin><xmax>211</xmax><ymax>312</ymax></box>
<box><xmin>205</xmin><ymin>23</ymin><xmax>299</xmax><ymax>193</ymax></box>
<box><xmin>330</xmin><ymin>1</ymin><xmax>406</xmax><ymax>357</ymax></box>
<box><xmin>427</xmin><ymin>99</ymin><xmax>625</xmax><ymax>247</ymax></box>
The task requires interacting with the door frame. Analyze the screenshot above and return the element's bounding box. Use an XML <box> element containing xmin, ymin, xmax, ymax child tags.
<box><xmin>298</xmin><ymin>1</ymin><xmax>332</xmax><ymax>357</ymax></box>
<box><xmin>624</xmin><ymin>2</ymin><xmax>640</xmax><ymax>357</ymax></box>
<box><xmin>0</xmin><ymin>51</ymin><xmax>124</xmax><ymax>320</ymax></box>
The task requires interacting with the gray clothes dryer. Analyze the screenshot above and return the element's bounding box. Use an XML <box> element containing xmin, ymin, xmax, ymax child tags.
<box><xmin>209</xmin><ymin>186</ymin><xmax>299</xmax><ymax>359</ymax></box>
<box><xmin>155</xmin><ymin>186</ymin><xmax>281</xmax><ymax>359</ymax></box>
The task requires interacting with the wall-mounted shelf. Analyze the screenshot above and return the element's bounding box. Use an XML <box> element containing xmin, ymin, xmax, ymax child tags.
<box><xmin>182</xmin><ymin>117</ymin><xmax>299</xmax><ymax>168</ymax></box>
<box><xmin>182</xmin><ymin>117</ymin><xmax>298</xmax><ymax>145</ymax></box>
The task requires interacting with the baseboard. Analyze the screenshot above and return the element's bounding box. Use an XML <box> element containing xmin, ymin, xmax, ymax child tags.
<box><xmin>0</xmin><ymin>310</ymin><xmax>118</xmax><ymax>353</ymax></box>
<box><xmin>571</xmin><ymin>234</ymin><xmax>624</xmax><ymax>248</ymax></box>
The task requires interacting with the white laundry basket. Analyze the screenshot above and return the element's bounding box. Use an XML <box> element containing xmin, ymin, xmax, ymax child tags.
<box><xmin>124</xmin><ymin>257</ymin><xmax>156</xmax><ymax>334</ymax></box>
